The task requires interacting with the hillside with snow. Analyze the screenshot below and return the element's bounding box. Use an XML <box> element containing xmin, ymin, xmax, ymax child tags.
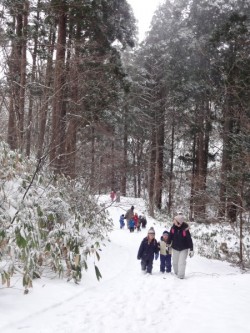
<box><xmin>1</xmin><ymin>195</ymin><xmax>250</xmax><ymax>333</ymax></box>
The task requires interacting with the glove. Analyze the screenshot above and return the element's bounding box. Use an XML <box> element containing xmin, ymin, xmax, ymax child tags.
<box><xmin>155</xmin><ymin>253</ymin><xmax>159</xmax><ymax>260</ymax></box>
<box><xmin>189</xmin><ymin>250</ymin><xmax>194</xmax><ymax>258</ymax></box>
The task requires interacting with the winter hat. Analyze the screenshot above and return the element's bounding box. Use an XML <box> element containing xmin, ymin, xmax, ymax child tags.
<box><xmin>148</xmin><ymin>227</ymin><xmax>155</xmax><ymax>234</ymax></box>
<box><xmin>163</xmin><ymin>230</ymin><xmax>169</xmax><ymax>236</ymax></box>
<box><xmin>174</xmin><ymin>215</ymin><xmax>185</xmax><ymax>224</ymax></box>
<box><xmin>131</xmin><ymin>206</ymin><xmax>134</xmax><ymax>210</ymax></box>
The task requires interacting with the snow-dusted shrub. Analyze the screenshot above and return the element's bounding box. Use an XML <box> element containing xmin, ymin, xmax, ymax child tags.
<box><xmin>0</xmin><ymin>142</ymin><xmax>112</xmax><ymax>290</ymax></box>
<box><xmin>192</xmin><ymin>223</ymin><xmax>250</xmax><ymax>265</ymax></box>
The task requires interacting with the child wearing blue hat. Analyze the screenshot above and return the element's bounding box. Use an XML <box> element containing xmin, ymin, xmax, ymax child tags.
<box><xmin>159</xmin><ymin>231</ymin><xmax>172</xmax><ymax>273</ymax></box>
<box><xmin>119</xmin><ymin>214</ymin><xmax>125</xmax><ymax>229</ymax></box>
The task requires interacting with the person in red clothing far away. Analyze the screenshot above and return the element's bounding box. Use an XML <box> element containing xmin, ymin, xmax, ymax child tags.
<box><xmin>110</xmin><ymin>190</ymin><xmax>116</xmax><ymax>202</ymax></box>
<box><xmin>133</xmin><ymin>212</ymin><xmax>139</xmax><ymax>230</ymax></box>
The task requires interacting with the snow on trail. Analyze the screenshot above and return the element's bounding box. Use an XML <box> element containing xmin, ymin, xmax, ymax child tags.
<box><xmin>1</xmin><ymin>196</ymin><xmax>250</xmax><ymax>333</ymax></box>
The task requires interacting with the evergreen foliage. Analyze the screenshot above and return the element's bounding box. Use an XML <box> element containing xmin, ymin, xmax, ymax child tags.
<box><xmin>127</xmin><ymin>0</ymin><xmax>250</xmax><ymax>224</ymax></box>
<box><xmin>0</xmin><ymin>142</ymin><xmax>112</xmax><ymax>290</ymax></box>
<box><xmin>1</xmin><ymin>0</ymin><xmax>250</xmax><ymax>268</ymax></box>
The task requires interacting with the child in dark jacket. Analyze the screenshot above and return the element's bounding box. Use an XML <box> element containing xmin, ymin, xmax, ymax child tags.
<box><xmin>137</xmin><ymin>227</ymin><xmax>159</xmax><ymax>274</ymax></box>
<box><xmin>140</xmin><ymin>215</ymin><xmax>147</xmax><ymax>228</ymax></box>
<box><xmin>159</xmin><ymin>231</ymin><xmax>172</xmax><ymax>273</ymax></box>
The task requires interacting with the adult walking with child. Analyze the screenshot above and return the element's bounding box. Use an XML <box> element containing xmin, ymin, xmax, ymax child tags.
<box><xmin>167</xmin><ymin>215</ymin><xmax>194</xmax><ymax>279</ymax></box>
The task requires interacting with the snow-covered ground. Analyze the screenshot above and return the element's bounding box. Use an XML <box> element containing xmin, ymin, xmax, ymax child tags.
<box><xmin>1</xmin><ymin>196</ymin><xmax>250</xmax><ymax>333</ymax></box>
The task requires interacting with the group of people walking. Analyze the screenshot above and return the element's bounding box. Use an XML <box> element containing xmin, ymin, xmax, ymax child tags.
<box><xmin>137</xmin><ymin>214</ymin><xmax>194</xmax><ymax>279</ymax></box>
<box><xmin>120</xmin><ymin>206</ymin><xmax>147</xmax><ymax>232</ymax></box>
<box><xmin>117</xmin><ymin>202</ymin><xmax>194</xmax><ymax>279</ymax></box>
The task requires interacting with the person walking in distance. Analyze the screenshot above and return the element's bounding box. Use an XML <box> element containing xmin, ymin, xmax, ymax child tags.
<box><xmin>129</xmin><ymin>218</ymin><xmax>135</xmax><ymax>232</ymax></box>
<box><xmin>125</xmin><ymin>206</ymin><xmax>134</xmax><ymax>229</ymax></box>
<box><xmin>133</xmin><ymin>212</ymin><xmax>139</xmax><ymax>230</ymax></box>
<box><xmin>140</xmin><ymin>214</ymin><xmax>147</xmax><ymax>229</ymax></box>
<box><xmin>110</xmin><ymin>190</ymin><xmax>116</xmax><ymax>202</ymax></box>
<box><xmin>119</xmin><ymin>214</ymin><xmax>125</xmax><ymax>229</ymax></box>
<box><xmin>167</xmin><ymin>215</ymin><xmax>194</xmax><ymax>279</ymax></box>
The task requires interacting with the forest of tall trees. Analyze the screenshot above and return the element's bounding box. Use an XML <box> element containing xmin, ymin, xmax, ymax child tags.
<box><xmin>1</xmin><ymin>0</ymin><xmax>250</xmax><ymax>224</ymax></box>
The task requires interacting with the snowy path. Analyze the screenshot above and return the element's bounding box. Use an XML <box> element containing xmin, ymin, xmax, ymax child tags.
<box><xmin>1</xmin><ymin>197</ymin><xmax>250</xmax><ymax>333</ymax></box>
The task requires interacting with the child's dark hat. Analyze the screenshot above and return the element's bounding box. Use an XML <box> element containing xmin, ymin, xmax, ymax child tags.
<box><xmin>163</xmin><ymin>230</ymin><xmax>169</xmax><ymax>236</ymax></box>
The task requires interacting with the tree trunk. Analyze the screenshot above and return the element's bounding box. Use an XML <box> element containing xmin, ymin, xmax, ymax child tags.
<box><xmin>154</xmin><ymin>111</ymin><xmax>164</xmax><ymax>210</ymax></box>
<box><xmin>219</xmin><ymin>100</ymin><xmax>233</xmax><ymax>219</ymax></box>
<box><xmin>19</xmin><ymin>0</ymin><xmax>29</xmax><ymax>151</ymax></box>
<box><xmin>26</xmin><ymin>1</ymin><xmax>38</xmax><ymax>157</ymax></box>
<box><xmin>132</xmin><ymin>148</ymin><xmax>137</xmax><ymax>197</ymax></box>
<box><xmin>50</xmin><ymin>1</ymin><xmax>67</xmax><ymax>173</ymax></box>
<box><xmin>90</xmin><ymin>127</ymin><xmax>95</xmax><ymax>188</ymax></box>
<box><xmin>7</xmin><ymin>9</ymin><xmax>22</xmax><ymax>150</ymax></box>
<box><xmin>137</xmin><ymin>144</ymin><xmax>143</xmax><ymax>198</ymax></box>
<box><xmin>121</xmin><ymin>103</ymin><xmax>128</xmax><ymax>196</ymax></box>
<box><xmin>192</xmin><ymin>99</ymin><xmax>210</xmax><ymax>221</ymax></box>
<box><xmin>190</xmin><ymin>133</ymin><xmax>196</xmax><ymax>221</ymax></box>
<box><xmin>37</xmin><ymin>28</ymin><xmax>56</xmax><ymax>160</ymax></box>
<box><xmin>63</xmin><ymin>22</ymin><xmax>77</xmax><ymax>178</ymax></box>
<box><xmin>111</xmin><ymin>138</ymin><xmax>116</xmax><ymax>191</ymax></box>
<box><xmin>168</xmin><ymin>118</ymin><xmax>175</xmax><ymax>214</ymax></box>
<box><xmin>148</xmin><ymin>126</ymin><xmax>156</xmax><ymax>217</ymax></box>
<box><xmin>239</xmin><ymin>179</ymin><xmax>243</xmax><ymax>265</ymax></box>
